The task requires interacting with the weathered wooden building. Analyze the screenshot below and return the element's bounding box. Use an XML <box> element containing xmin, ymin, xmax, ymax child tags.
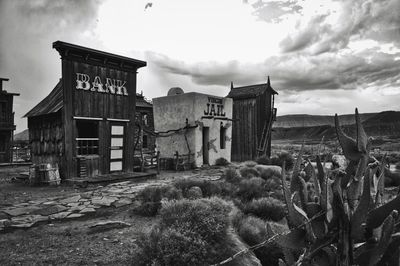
<box><xmin>25</xmin><ymin>41</ymin><xmax>146</xmax><ymax>179</ymax></box>
<box><xmin>227</xmin><ymin>77</ymin><xmax>278</xmax><ymax>161</ymax></box>
<box><xmin>0</xmin><ymin>78</ymin><xmax>19</xmax><ymax>163</ymax></box>
<box><xmin>135</xmin><ymin>92</ymin><xmax>155</xmax><ymax>153</ymax></box>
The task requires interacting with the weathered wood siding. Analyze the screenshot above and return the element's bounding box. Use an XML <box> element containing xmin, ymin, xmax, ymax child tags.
<box><xmin>60</xmin><ymin>59</ymin><xmax>138</xmax><ymax>179</ymax></box>
<box><xmin>231</xmin><ymin>92</ymin><xmax>274</xmax><ymax>161</ymax></box>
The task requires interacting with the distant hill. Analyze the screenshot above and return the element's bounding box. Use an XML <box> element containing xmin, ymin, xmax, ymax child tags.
<box><xmin>273</xmin><ymin>113</ymin><xmax>376</xmax><ymax>128</ymax></box>
<box><xmin>14</xmin><ymin>129</ymin><xmax>29</xmax><ymax>142</ymax></box>
<box><xmin>272</xmin><ymin>111</ymin><xmax>400</xmax><ymax>141</ymax></box>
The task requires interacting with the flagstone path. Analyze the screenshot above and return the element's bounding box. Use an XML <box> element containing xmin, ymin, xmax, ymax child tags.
<box><xmin>0</xmin><ymin>168</ymin><xmax>224</xmax><ymax>232</ymax></box>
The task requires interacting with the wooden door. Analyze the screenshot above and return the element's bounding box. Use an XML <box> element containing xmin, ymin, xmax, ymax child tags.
<box><xmin>202</xmin><ymin>127</ymin><xmax>209</xmax><ymax>165</ymax></box>
<box><xmin>110</xmin><ymin>124</ymin><xmax>124</xmax><ymax>172</ymax></box>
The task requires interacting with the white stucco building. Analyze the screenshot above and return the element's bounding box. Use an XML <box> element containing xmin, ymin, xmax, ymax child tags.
<box><xmin>153</xmin><ymin>89</ymin><xmax>233</xmax><ymax>167</ymax></box>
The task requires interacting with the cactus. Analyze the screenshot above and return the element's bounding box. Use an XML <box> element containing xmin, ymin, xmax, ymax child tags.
<box><xmin>277</xmin><ymin>108</ymin><xmax>400</xmax><ymax>266</ymax></box>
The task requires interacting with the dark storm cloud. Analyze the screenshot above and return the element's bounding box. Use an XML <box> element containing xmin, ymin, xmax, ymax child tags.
<box><xmin>0</xmin><ymin>0</ymin><xmax>103</xmax><ymax>131</ymax></box>
<box><xmin>148</xmin><ymin>48</ymin><xmax>400</xmax><ymax>93</ymax></box>
<box><xmin>251</xmin><ymin>0</ymin><xmax>303</xmax><ymax>23</ymax></box>
<box><xmin>278</xmin><ymin>0</ymin><xmax>400</xmax><ymax>54</ymax></box>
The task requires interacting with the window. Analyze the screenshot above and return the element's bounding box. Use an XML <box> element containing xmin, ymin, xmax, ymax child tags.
<box><xmin>220</xmin><ymin>124</ymin><xmax>227</xmax><ymax>149</ymax></box>
<box><xmin>142</xmin><ymin>134</ymin><xmax>148</xmax><ymax>149</ymax></box>
<box><xmin>76</xmin><ymin>120</ymin><xmax>99</xmax><ymax>155</ymax></box>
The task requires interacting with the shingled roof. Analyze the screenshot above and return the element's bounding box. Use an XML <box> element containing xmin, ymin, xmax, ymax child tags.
<box><xmin>227</xmin><ymin>77</ymin><xmax>278</xmax><ymax>99</ymax></box>
<box><xmin>136</xmin><ymin>93</ymin><xmax>153</xmax><ymax>108</ymax></box>
<box><xmin>24</xmin><ymin>80</ymin><xmax>63</xmax><ymax>117</ymax></box>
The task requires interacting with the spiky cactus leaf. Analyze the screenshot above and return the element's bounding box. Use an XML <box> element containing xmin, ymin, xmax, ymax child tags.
<box><xmin>335</xmin><ymin>113</ymin><xmax>361</xmax><ymax>161</ymax></box>
<box><xmin>347</xmin><ymin>177</ymin><xmax>363</xmax><ymax>211</ymax></box>
<box><xmin>375</xmin><ymin>154</ymin><xmax>386</xmax><ymax>207</ymax></box>
<box><xmin>355</xmin><ymin>108</ymin><xmax>368</xmax><ymax>154</ymax></box>
<box><xmin>275</xmin><ymin>227</ymin><xmax>307</xmax><ymax>250</ymax></box>
<box><xmin>305</xmin><ymin>202</ymin><xmax>326</xmax><ymax>238</ymax></box>
<box><xmin>377</xmin><ymin>232</ymin><xmax>400</xmax><ymax>266</ymax></box>
<box><xmin>332</xmin><ymin>176</ymin><xmax>349</xmax><ymax>223</ymax></box>
<box><xmin>315</xmin><ymin>155</ymin><xmax>325</xmax><ymax>188</ymax></box>
<box><xmin>309</xmin><ymin>249</ymin><xmax>334</xmax><ymax>266</ymax></box>
<box><xmin>290</xmin><ymin>143</ymin><xmax>304</xmax><ymax>194</ymax></box>
<box><xmin>306</xmin><ymin>159</ymin><xmax>321</xmax><ymax>197</ymax></box>
<box><xmin>355</xmin><ymin>211</ymin><xmax>395</xmax><ymax>266</ymax></box>
<box><xmin>281</xmin><ymin>162</ymin><xmax>303</xmax><ymax>228</ymax></box>
<box><xmin>292</xmin><ymin>193</ymin><xmax>316</xmax><ymax>243</ymax></box>
<box><xmin>278</xmin><ymin>258</ymin><xmax>287</xmax><ymax>266</ymax></box>
<box><xmin>367</xmin><ymin>194</ymin><xmax>400</xmax><ymax>229</ymax></box>
<box><xmin>304</xmin><ymin>161</ymin><xmax>314</xmax><ymax>182</ymax></box>
<box><xmin>351</xmin><ymin>170</ymin><xmax>372</xmax><ymax>240</ymax></box>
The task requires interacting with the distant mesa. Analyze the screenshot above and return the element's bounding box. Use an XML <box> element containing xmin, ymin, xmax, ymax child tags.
<box><xmin>167</xmin><ymin>87</ymin><xmax>184</xmax><ymax>96</ymax></box>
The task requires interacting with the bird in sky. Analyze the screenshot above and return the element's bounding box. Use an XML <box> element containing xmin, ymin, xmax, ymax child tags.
<box><xmin>145</xmin><ymin>2</ymin><xmax>153</xmax><ymax>10</ymax></box>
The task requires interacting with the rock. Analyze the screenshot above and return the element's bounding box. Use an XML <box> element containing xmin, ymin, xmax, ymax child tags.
<box><xmin>92</xmin><ymin>196</ymin><xmax>118</xmax><ymax>207</ymax></box>
<box><xmin>59</xmin><ymin>195</ymin><xmax>81</xmax><ymax>204</ymax></box>
<box><xmin>10</xmin><ymin>215</ymin><xmax>48</xmax><ymax>228</ymax></box>
<box><xmin>112</xmin><ymin>198</ymin><xmax>132</xmax><ymax>208</ymax></box>
<box><xmin>79</xmin><ymin>207</ymin><xmax>96</xmax><ymax>214</ymax></box>
<box><xmin>0</xmin><ymin>211</ymin><xmax>9</xmax><ymax>219</ymax></box>
<box><xmin>255</xmin><ymin>165</ymin><xmax>282</xmax><ymax>179</ymax></box>
<box><xmin>67</xmin><ymin>213</ymin><xmax>85</xmax><ymax>219</ymax></box>
<box><xmin>88</xmin><ymin>220</ymin><xmax>131</xmax><ymax>233</ymax></box>
<box><xmin>3</xmin><ymin>206</ymin><xmax>42</xmax><ymax>217</ymax></box>
<box><xmin>33</xmin><ymin>205</ymin><xmax>69</xmax><ymax>216</ymax></box>
<box><xmin>50</xmin><ymin>211</ymin><xmax>72</xmax><ymax>220</ymax></box>
<box><xmin>187</xmin><ymin>186</ymin><xmax>203</xmax><ymax>199</ymax></box>
<box><xmin>69</xmin><ymin>205</ymin><xmax>86</xmax><ymax>212</ymax></box>
<box><xmin>0</xmin><ymin>219</ymin><xmax>11</xmax><ymax>228</ymax></box>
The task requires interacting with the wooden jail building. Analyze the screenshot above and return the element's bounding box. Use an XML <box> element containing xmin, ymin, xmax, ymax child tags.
<box><xmin>25</xmin><ymin>41</ymin><xmax>146</xmax><ymax>179</ymax></box>
<box><xmin>227</xmin><ymin>77</ymin><xmax>278</xmax><ymax>161</ymax></box>
<box><xmin>0</xmin><ymin>78</ymin><xmax>19</xmax><ymax>163</ymax></box>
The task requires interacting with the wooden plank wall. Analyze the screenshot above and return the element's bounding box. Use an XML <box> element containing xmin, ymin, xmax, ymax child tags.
<box><xmin>61</xmin><ymin>60</ymin><xmax>137</xmax><ymax>179</ymax></box>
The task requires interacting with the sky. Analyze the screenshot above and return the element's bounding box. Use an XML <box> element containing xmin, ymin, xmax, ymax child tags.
<box><xmin>0</xmin><ymin>0</ymin><xmax>399</xmax><ymax>133</ymax></box>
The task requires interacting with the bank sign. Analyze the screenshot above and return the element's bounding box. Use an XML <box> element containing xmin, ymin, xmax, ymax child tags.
<box><xmin>75</xmin><ymin>73</ymin><xmax>129</xmax><ymax>96</ymax></box>
<box><xmin>204</xmin><ymin>97</ymin><xmax>226</xmax><ymax>117</ymax></box>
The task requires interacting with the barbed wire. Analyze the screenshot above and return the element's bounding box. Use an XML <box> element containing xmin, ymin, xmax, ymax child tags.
<box><xmin>211</xmin><ymin>207</ymin><xmax>331</xmax><ymax>266</ymax></box>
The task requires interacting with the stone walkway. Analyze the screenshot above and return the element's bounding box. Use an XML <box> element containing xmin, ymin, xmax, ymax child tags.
<box><xmin>0</xmin><ymin>178</ymin><xmax>174</xmax><ymax>232</ymax></box>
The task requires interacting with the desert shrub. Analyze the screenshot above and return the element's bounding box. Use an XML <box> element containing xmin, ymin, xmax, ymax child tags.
<box><xmin>133</xmin><ymin>186</ymin><xmax>163</xmax><ymax>216</ymax></box>
<box><xmin>135</xmin><ymin>197</ymin><xmax>234</xmax><ymax>265</ymax></box>
<box><xmin>173</xmin><ymin>177</ymin><xmax>222</xmax><ymax>197</ymax></box>
<box><xmin>218</xmin><ymin>181</ymin><xmax>237</xmax><ymax>198</ymax></box>
<box><xmin>187</xmin><ymin>186</ymin><xmax>203</xmax><ymax>199</ymax></box>
<box><xmin>236</xmin><ymin>215</ymin><xmax>286</xmax><ymax>266</ymax></box>
<box><xmin>236</xmin><ymin>177</ymin><xmax>266</xmax><ymax>202</ymax></box>
<box><xmin>215</xmin><ymin>157</ymin><xmax>229</xmax><ymax>166</ymax></box>
<box><xmin>264</xmin><ymin>175</ymin><xmax>282</xmax><ymax>191</ymax></box>
<box><xmin>242</xmin><ymin>197</ymin><xmax>286</xmax><ymax>222</ymax></box>
<box><xmin>239</xmin><ymin>166</ymin><xmax>260</xmax><ymax>179</ymax></box>
<box><xmin>270</xmin><ymin>151</ymin><xmax>294</xmax><ymax>170</ymax></box>
<box><xmin>160</xmin><ymin>197</ymin><xmax>232</xmax><ymax>242</ymax></box>
<box><xmin>242</xmin><ymin>160</ymin><xmax>258</xmax><ymax>167</ymax></box>
<box><xmin>256</xmin><ymin>155</ymin><xmax>271</xmax><ymax>165</ymax></box>
<box><xmin>223</xmin><ymin>167</ymin><xmax>242</xmax><ymax>183</ymax></box>
<box><xmin>256</xmin><ymin>164</ymin><xmax>282</xmax><ymax>179</ymax></box>
<box><xmin>161</xmin><ymin>185</ymin><xmax>183</xmax><ymax>200</ymax></box>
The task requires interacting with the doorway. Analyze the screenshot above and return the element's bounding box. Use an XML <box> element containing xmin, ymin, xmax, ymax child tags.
<box><xmin>202</xmin><ymin>126</ymin><xmax>209</xmax><ymax>165</ymax></box>
<box><xmin>110</xmin><ymin>124</ymin><xmax>124</xmax><ymax>172</ymax></box>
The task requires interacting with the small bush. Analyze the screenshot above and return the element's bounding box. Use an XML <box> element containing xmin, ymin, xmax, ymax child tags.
<box><xmin>161</xmin><ymin>185</ymin><xmax>183</xmax><ymax>200</ymax></box>
<box><xmin>270</xmin><ymin>151</ymin><xmax>294</xmax><ymax>170</ymax></box>
<box><xmin>236</xmin><ymin>177</ymin><xmax>266</xmax><ymax>202</ymax></box>
<box><xmin>160</xmin><ymin>197</ymin><xmax>232</xmax><ymax>242</ymax></box>
<box><xmin>223</xmin><ymin>167</ymin><xmax>242</xmax><ymax>183</ymax></box>
<box><xmin>242</xmin><ymin>197</ymin><xmax>286</xmax><ymax>222</ymax></box>
<box><xmin>133</xmin><ymin>186</ymin><xmax>163</xmax><ymax>216</ymax></box>
<box><xmin>256</xmin><ymin>155</ymin><xmax>271</xmax><ymax>165</ymax></box>
<box><xmin>255</xmin><ymin>164</ymin><xmax>282</xmax><ymax>179</ymax></box>
<box><xmin>187</xmin><ymin>186</ymin><xmax>203</xmax><ymax>199</ymax></box>
<box><xmin>242</xmin><ymin>160</ymin><xmax>258</xmax><ymax>167</ymax></box>
<box><xmin>173</xmin><ymin>178</ymin><xmax>221</xmax><ymax>198</ymax></box>
<box><xmin>264</xmin><ymin>176</ymin><xmax>282</xmax><ymax>191</ymax></box>
<box><xmin>239</xmin><ymin>166</ymin><xmax>260</xmax><ymax>179</ymax></box>
<box><xmin>215</xmin><ymin>157</ymin><xmax>229</xmax><ymax>166</ymax></box>
<box><xmin>236</xmin><ymin>216</ymin><xmax>286</xmax><ymax>266</ymax></box>
<box><xmin>135</xmin><ymin>197</ymin><xmax>234</xmax><ymax>265</ymax></box>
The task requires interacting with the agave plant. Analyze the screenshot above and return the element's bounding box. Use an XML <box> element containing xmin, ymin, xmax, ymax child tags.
<box><xmin>275</xmin><ymin>108</ymin><xmax>400</xmax><ymax>266</ymax></box>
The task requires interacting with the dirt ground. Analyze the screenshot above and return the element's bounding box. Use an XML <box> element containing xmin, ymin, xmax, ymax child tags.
<box><xmin>0</xmin><ymin>205</ymin><xmax>157</xmax><ymax>265</ymax></box>
<box><xmin>0</xmin><ymin>165</ymin><xmax>223</xmax><ymax>265</ymax></box>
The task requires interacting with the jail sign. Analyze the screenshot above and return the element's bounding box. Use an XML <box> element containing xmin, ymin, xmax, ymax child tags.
<box><xmin>75</xmin><ymin>73</ymin><xmax>128</xmax><ymax>96</ymax></box>
<box><xmin>204</xmin><ymin>97</ymin><xmax>226</xmax><ymax>117</ymax></box>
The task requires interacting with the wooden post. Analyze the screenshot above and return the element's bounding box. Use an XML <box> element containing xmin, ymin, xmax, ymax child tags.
<box><xmin>156</xmin><ymin>151</ymin><xmax>160</xmax><ymax>174</ymax></box>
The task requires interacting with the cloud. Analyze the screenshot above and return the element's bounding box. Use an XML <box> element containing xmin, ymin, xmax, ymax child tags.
<box><xmin>278</xmin><ymin>0</ymin><xmax>400</xmax><ymax>54</ymax></box>
<box><xmin>251</xmin><ymin>0</ymin><xmax>303</xmax><ymax>23</ymax></box>
<box><xmin>0</xmin><ymin>0</ymin><xmax>104</xmax><ymax>131</ymax></box>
